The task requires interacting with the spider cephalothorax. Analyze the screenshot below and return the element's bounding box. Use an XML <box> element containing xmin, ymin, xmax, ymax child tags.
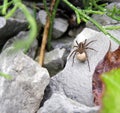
<box><xmin>69</xmin><ymin>39</ymin><xmax>96</xmax><ymax>70</ymax></box>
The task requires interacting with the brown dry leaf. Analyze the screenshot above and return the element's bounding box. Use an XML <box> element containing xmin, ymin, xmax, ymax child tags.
<box><xmin>92</xmin><ymin>43</ymin><xmax>120</xmax><ymax>105</ymax></box>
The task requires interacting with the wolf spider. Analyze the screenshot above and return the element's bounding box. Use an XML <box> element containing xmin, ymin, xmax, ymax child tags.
<box><xmin>69</xmin><ymin>39</ymin><xmax>96</xmax><ymax>71</ymax></box>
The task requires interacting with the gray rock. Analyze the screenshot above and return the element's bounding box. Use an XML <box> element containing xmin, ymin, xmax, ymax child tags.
<box><xmin>0</xmin><ymin>17</ymin><xmax>28</xmax><ymax>49</ymax></box>
<box><xmin>51</xmin><ymin>36</ymin><xmax>74</xmax><ymax>62</ymax></box>
<box><xmin>38</xmin><ymin>10</ymin><xmax>69</xmax><ymax>39</ymax></box>
<box><xmin>86</xmin><ymin>2</ymin><xmax>120</xmax><ymax>31</ymax></box>
<box><xmin>12</xmin><ymin>7</ymin><xmax>34</xmax><ymax>20</ymax></box>
<box><xmin>51</xmin><ymin>36</ymin><xmax>73</xmax><ymax>49</ymax></box>
<box><xmin>0</xmin><ymin>48</ymin><xmax>50</xmax><ymax>113</ymax></box>
<box><xmin>0</xmin><ymin>17</ymin><xmax>6</xmax><ymax>28</ymax></box>
<box><xmin>2</xmin><ymin>31</ymin><xmax>38</xmax><ymax>59</ymax></box>
<box><xmin>38</xmin><ymin>93</ymin><xmax>99</xmax><ymax>113</ymax></box>
<box><xmin>106</xmin><ymin>2</ymin><xmax>120</xmax><ymax>9</ymax></box>
<box><xmin>68</xmin><ymin>25</ymin><xmax>85</xmax><ymax>37</ymax></box>
<box><xmin>103</xmin><ymin>0</ymin><xmax>120</xmax><ymax>2</ymax></box>
<box><xmin>47</xmin><ymin>28</ymin><xmax>120</xmax><ymax>106</ymax></box>
<box><xmin>0</xmin><ymin>7</ymin><xmax>36</xmax><ymax>49</ymax></box>
<box><xmin>44</xmin><ymin>48</ymin><xmax>66</xmax><ymax>76</ymax></box>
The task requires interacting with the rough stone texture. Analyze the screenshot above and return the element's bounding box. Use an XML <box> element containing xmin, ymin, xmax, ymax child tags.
<box><xmin>51</xmin><ymin>36</ymin><xmax>74</xmax><ymax>61</ymax></box>
<box><xmin>12</xmin><ymin>7</ymin><xmax>34</xmax><ymax>20</ymax></box>
<box><xmin>51</xmin><ymin>36</ymin><xmax>73</xmax><ymax>50</ymax></box>
<box><xmin>0</xmin><ymin>48</ymin><xmax>50</xmax><ymax>113</ymax></box>
<box><xmin>47</xmin><ymin>28</ymin><xmax>120</xmax><ymax>106</ymax></box>
<box><xmin>0</xmin><ymin>17</ymin><xmax>28</xmax><ymax>49</ymax></box>
<box><xmin>38</xmin><ymin>10</ymin><xmax>69</xmax><ymax>39</ymax></box>
<box><xmin>0</xmin><ymin>7</ymin><xmax>35</xmax><ymax>49</ymax></box>
<box><xmin>0</xmin><ymin>17</ymin><xmax>6</xmax><ymax>28</ymax></box>
<box><xmin>2</xmin><ymin>31</ymin><xmax>38</xmax><ymax>59</ymax></box>
<box><xmin>86</xmin><ymin>2</ymin><xmax>120</xmax><ymax>31</ymax></box>
<box><xmin>106</xmin><ymin>2</ymin><xmax>120</xmax><ymax>9</ymax></box>
<box><xmin>103</xmin><ymin>0</ymin><xmax>120</xmax><ymax>2</ymax></box>
<box><xmin>44</xmin><ymin>48</ymin><xmax>66</xmax><ymax>76</ymax></box>
<box><xmin>38</xmin><ymin>93</ymin><xmax>99</xmax><ymax>113</ymax></box>
<box><xmin>68</xmin><ymin>25</ymin><xmax>85</xmax><ymax>37</ymax></box>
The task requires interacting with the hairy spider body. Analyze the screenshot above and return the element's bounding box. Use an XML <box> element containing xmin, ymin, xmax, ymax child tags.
<box><xmin>69</xmin><ymin>39</ymin><xmax>96</xmax><ymax>71</ymax></box>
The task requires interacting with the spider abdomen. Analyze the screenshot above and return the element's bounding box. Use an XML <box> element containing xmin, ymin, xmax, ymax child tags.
<box><xmin>76</xmin><ymin>52</ymin><xmax>87</xmax><ymax>62</ymax></box>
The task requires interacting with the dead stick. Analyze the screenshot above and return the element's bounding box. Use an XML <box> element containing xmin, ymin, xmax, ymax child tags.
<box><xmin>39</xmin><ymin>0</ymin><xmax>56</xmax><ymax>66</ymax></box>
<box><xmin>39</xmin><ymin>16</ymin><xmax>50</xmax><ymax>66</ymax></box>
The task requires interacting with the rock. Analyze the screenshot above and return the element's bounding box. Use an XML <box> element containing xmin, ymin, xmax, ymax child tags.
<box><xmin>106</xmin><ymin>2</ymin><xmax>120</xmax><ymax>9</ymax></box>
<box><xmin>0</xmin><ymin>48</ymin><xmax>50</xmax><ymax>113</ymax></box>
<box><xmin>37</xmin><ymin>93</ymin><xmax>99</xmax><ymax>113</ymax></box>
<box><xmin>12</xmin><ymin>7</ymin><xmax>34</xmax><ymax>21</ymax></box>
<box><xmin>38</xmin><ymin>10</ymin><xmax>69</xmax><ymax>39</ymax></box>
<box><xmin>68</xmin><ymin>25</ymin><xmax>85</xmax><ymax>37</ymax></box>
<box><xmin>2</xmin><ymin>31</ymin><xmax>38</xmax><ymax>59</ymax></box>
<box><xmin>103</xmin><ymin>0</ymin><xmax>120</xmax><ymax>2</ymax></box>
<box><xmin>0</xmin><ymin>17</ymin><xmax>6</xmax><ymax>28</ymax></box>
<box><xmin>51</xmin><ymin>36</ymin><xmax>74</xmax><ymax>63</ymax></box>
<box><xmin>0</xmin><ymin>17</ymin><xmax>28</xmax><ymax>49</ymax></box>
<box><xmin>44</xmin><ymin>48</ymin><xmax>66</xmax><ymax>76</ymax></box>
<box><xmin>46</xmin><ymin>28</ymin><xmax>120</xmax><ymax>106</ymax></box>
<box><xmin>0</xmin><ymin>7</ymin><xmax>36</xmax><ymax>50</ymax></box>
<box><xmin>86</xmin><ymin>2</ymin><xmax>120</xmax><ymax>31</ymax></box>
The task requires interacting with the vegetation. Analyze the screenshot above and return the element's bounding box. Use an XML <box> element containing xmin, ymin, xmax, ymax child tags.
<box><xmin>4</xmin><ymin>0</ymin><xmax>37</xmax><ymax>53</ymax></box>
<box><xmin>62</xmin><ymin>0</ymin><xmax>120</xmax><ymax>44</ymax></box>
<box><xmin>0</xmin><ymin>2</ymin><xmax>120</xmax><ymax>112</ymax></box>
<box><xmin>0</xmin><ymin>0</ymin><xmax>120</xmax><ymax>55</ymax></box>
<box><xmin>0</xmin><ymin>72</ymin><xmax>12</xmax><ymax>79</ymax></box>
<box><xmin>101</xmin><ymin>69</ymin><xmax>120</xmax><ymax>113</ymax></box>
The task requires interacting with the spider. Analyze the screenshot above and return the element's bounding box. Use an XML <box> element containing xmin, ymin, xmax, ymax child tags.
<box><xmin>69</xmin><ymin>39</ymin><xmax>96</xmax><ymax>71</ymax></box>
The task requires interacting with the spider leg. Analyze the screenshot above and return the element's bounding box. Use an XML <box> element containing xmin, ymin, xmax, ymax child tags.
<box><xmin>83</xmin><ymin>39</ymin><xmax>87</xmax><ymax>45</ymax></box>
<box><xmin>68</xmin><ymin>49</ymin><xmax>77</xmax><ymax>59</ymax></box>
<box><xmin>73</xmin><ymin>45</ymin><xmax>78</xmax><ymax>48</ymax></box>
<box><xmin>85</xmin><ymin>47</ymin><xmax>97</xmax><ymax>52</ymax></box>
<box><xmin>76</xmin><ymin>40</ymin><xmax>79</xmax><ymax>46</ymax></box>
<box><xmin>85</xmin><ymin>52</ymin><xmax>91</xmax><ymax>71</ymax></box>
<box><xmin>85</xmin><ymin>40</ymin><xmax>97</xmax><ymax>46</ymax></box>
<box><xmin>72</xmin><ymin>51</ymin><xmax>77</xmax><ymax>66</ymax></box>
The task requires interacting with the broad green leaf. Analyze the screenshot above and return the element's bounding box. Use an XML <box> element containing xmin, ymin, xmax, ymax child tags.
<box><xmin>101</xmin><ymin>69</ymin><xmax>120</xmax><ymax>113</ymax></box>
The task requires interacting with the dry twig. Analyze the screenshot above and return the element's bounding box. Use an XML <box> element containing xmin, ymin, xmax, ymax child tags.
<box><xmin>38</xmin><ymin>0</ymin><xmax>56</xmax><ymax>66</ymax></box>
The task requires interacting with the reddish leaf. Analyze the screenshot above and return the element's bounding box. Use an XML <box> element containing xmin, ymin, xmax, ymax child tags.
<box><xmin>92</xmin><ymin>43</ymin><xmax>120</xmax><ymax>105</ymax></box>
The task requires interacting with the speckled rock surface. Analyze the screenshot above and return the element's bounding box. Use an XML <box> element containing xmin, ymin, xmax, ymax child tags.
<box><xmin>38</xmin><ymin>93</ymin><xmax>99</xmax><ymax>113</ymax></box>
<box><xmin>0</xmin><ymin>7</ymin><xmax>35</xmax><ymax>50</ymax></box>
<box><xmin>44</xmin><ymin>48</ymin><xmax>66</xmax><ymax>76</ymax></box>
<box><xmin>2</xmin><ymin>31</ymin><xmax>38</xmax><ymax>59</ymax></box>
<box><xmin>46</xmin><ymin>28</ymin><xmax>120</xmax><ymax>106</ymax></box>
<box><xmin>38</xmin><ymin>10</ymin><xmax>69</xmax><ymax>39</ymax></box>
<box><xmin>86</xmin><ymin>2</ymin><xmax>120</xmax><ymax>31</ymax></box>
<box><xmin>0</xmin><ymin>48</ymin><xmax>50</xmax><ymax>113</ymax></box>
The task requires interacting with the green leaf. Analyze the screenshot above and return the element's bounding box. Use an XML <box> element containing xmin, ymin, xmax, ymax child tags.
<box><xmin>101</xmin><ymin>69</ymin><xmax>120</xmax><ymax>113</ymax></box>
<box><xmin>0</xmin><ymin>72</ymin><xmax>12</xmax><ymax>79</ymax></box>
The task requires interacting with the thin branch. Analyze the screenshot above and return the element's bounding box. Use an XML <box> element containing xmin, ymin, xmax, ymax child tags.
<box><xmin>39</xmin><ymin>0</ymin><xmax>57</xmax><ymax>66</ymax></box>
<box><xmin>39</xmin><ymin>16</ymin><xmax>50</xmax><ymax>66</ymax></box>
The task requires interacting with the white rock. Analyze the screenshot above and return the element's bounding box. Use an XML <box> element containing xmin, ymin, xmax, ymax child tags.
<box><xmin>38</xmin><ymin>93</ymin><xmax>99</xmax><ymax>113</ymax></box>
<box><xmin>48</xmin><ymin>27</ymin><xmax>120</xmax><ymax>106</ymax></box>
<box><xmin>0</xmin><ymin>48</ymin><xmax>50</xmax><ymax>113</ymax></box>
<box><xmin>0</xmin><ymin>17</ymin><xmax>6</xmax><ymax>28</ymax></box>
